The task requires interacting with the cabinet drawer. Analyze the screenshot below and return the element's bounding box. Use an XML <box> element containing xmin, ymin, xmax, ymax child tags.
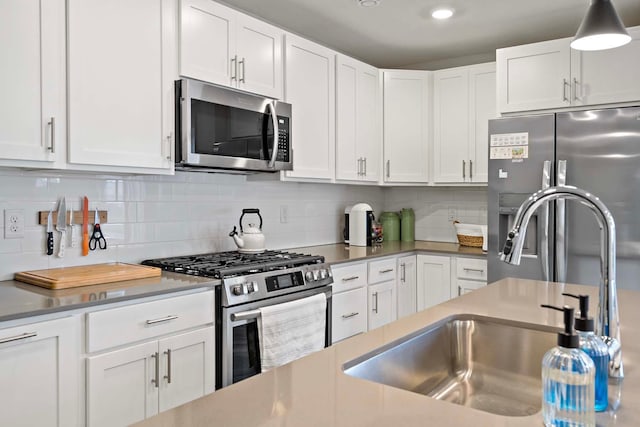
<box><xmin>331</xmin><ymin>262</ymin><xmax>367</xmax><ymax>293</ymax></box>
<box><xmin>457</xmin><ymin>279</ymin><xmax>487</xmax><ymax>296</ymax></box>
<box><xmin>368</xmin><ymin>257</ymin><xmax>397</xmax><ymax>284</ymax></box>
<box><xmin>332</xmin><ymin>287</ymin><xmax>367</xmax><ymax>343</ymax></box>
<box><xmin>87</xmin><ymin>291</ymin><xmax>214</xmax><ymax>353</ymax></box>
<box><xmin>456</xmin><ymin>258</ymin><xmax>487</xmax><ymax>281</ymax></box>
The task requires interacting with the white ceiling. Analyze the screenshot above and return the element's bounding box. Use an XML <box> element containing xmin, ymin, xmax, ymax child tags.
<box><xmin>218</xmin><ymin>0</ymin><xmax>640</xmax><ymax>69</ymax></box>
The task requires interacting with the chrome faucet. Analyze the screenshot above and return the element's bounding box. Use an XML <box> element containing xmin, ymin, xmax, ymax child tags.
<box><xmin>500</xmin><ymin>185</ymin><xmax>623</xmax><ymax>379</ymax></box>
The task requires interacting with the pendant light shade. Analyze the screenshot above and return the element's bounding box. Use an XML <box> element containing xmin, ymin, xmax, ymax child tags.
<box><xmin>571</xmin><ymin>0</ymin><xmax>631</xmax><ymax>51</ymax></box>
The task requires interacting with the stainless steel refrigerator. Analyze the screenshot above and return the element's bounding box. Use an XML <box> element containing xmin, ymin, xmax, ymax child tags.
<box><xmin>488</xmin><ymin>106</ymin><xmax>640</xmax><ymax>290</ymax></box>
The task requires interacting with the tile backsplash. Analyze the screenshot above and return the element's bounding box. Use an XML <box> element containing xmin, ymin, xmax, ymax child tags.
<box><xmin>0</xmin><ymin>168</ymin><xmax>486</xmax><ymax>280</ymax></box>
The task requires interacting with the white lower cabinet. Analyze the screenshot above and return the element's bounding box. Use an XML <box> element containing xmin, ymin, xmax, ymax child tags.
<box><xmin>416</xmin><ymin>254</ymin><xmax>451</xmax><ymax>311</ymax></box>
<box><xmin>368</xmin><ymin>280</ymin><xmax>396</xmax><ymax>330</ymax></box>
<box><xmin>0</xmin><ymin>316</ymin><xmax>79</xmax><ymax>427</ymax></box>
<box><xmin>331</xmin><ymin>287</ymin><xmax>368</xmax><ymax>343</ymax></box>
<box><xmin>396</xmin><ymin>255</ymin><xmax>417</xmax><ymax>319</ymax></box>
<box><xmin>452</xmin><ymin>257</ymin><xmax>487</xmax><ymax>297</ymax></box>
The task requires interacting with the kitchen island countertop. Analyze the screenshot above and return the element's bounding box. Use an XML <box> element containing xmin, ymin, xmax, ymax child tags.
<box><xmin>135</xmin><ymin>277</ymin><xmax>640</xmax><ymax>427</ymax></box>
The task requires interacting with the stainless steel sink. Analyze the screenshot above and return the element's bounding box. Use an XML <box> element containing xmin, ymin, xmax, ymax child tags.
<box><xmin>343</xmin><ymin>314</ymin><xmax>557</xmax><ymax>417</ymax></box>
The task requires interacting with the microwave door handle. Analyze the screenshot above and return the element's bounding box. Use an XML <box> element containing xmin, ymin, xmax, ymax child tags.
<box><xmin>267</xmin><ymin>102</ymin><xmax>279</xmax><ymax>169</ymax></box>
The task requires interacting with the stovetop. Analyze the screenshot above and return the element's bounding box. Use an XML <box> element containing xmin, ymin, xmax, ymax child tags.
<box><xmin>142</xmin><ymin>250</ymin><xmax>325</xmax><ymax>279</ymax></box>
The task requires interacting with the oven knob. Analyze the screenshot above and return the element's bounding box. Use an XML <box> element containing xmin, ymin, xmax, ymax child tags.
<box><xmin>312</xmin><ymin>270</ymin><xmax>320</xmax><ymax>281</ymax></box>
<box><xmin>247</xmin><ymin>281</ymin><xmax>258</xmax><ymax>293</ymax></box>
<box><xmin>319</xmin><ymin>269</ymin><xmax>328</xmax><ymax>280</ymax></box>
<box><xmin>305</xmin><ymin>271</ymin><xmax>314</xmax><ymax>281</ymax></box>
<box><xmin>232</xmin><ymin>284</ymin><xmax>245</xmax><ymax>296</ymax></box>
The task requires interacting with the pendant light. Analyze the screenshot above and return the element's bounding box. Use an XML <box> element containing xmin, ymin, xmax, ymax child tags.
<box><xmin>571</xmin><ymin>0</ymin><xmax>631</xmax><ymax>51</ymax></box>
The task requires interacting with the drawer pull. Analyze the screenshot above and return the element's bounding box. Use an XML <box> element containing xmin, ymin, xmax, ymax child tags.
<box><xmin>341</xmin><ymin>312</ymin><xmax>359</xmax><ymax>319</ymax></box>
<box><xmin>342</xmin><ymin>276</ymin><xmax>360</xmax><ymax>282</ymax></box>
<box><xmin>463</xmin><ymin>268</ymin><xmax>485</xmax><ymax>273</ymax></box>
<box><xmin>0</xmin><ymin>332</ymin><xmax>37</xmax><ymax>344</ymax></box>
<box><xmin>379</xmin><ymin>268</ymin><xmax>394</xmax><ymax>274</ymax></box>
<box><xmin>146</xmin><ymin>315</ymin><xmax>178</xmax><ymax>325</ymax></box>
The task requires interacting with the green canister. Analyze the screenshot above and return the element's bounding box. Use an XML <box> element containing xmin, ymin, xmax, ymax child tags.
<box><xmin>401</xmin><ymin>208</ymin><xmax>415</xmax><ymax>242</ymax></box>
<box><xmin>380</xmin><ymin>212</ymin><xmax>400</xmax><ymax>241</ymax></box>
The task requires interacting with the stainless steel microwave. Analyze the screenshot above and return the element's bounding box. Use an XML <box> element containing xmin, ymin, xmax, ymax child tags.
<box><xmin>175</xmin><ymin>79</ymin><xmax>292</xmax><ymax>173</ymax></box>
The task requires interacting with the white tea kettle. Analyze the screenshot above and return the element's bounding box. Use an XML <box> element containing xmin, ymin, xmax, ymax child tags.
<box><xmin>229</xmin><ymin>208</ymin><xmax>266</xmax><ymax>253</ymax></box>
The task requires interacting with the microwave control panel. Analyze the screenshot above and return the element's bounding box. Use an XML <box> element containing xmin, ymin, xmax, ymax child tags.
<box><xmin>276</xmin><ymin>117</ymin><xmax>290</xmax><ymax>162</ymax></box>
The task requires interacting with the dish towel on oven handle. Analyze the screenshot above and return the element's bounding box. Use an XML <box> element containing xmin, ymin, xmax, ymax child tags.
<box><xmin>258</xmin><ymin>293</ymin><xmax>327</xmax><ymax>372</ymax></box>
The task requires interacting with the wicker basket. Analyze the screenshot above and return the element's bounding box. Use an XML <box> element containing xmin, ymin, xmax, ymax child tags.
<box><xmin>453</xmin><ymin>221</ymin><xmax>484</xmax><ymax>248</ymax></box>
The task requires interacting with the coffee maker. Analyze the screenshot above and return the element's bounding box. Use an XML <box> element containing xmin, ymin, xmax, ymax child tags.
<box><xmin>343</xmin><ymin>206</ymin><xmax>352</xmax><ymax>244</ymax></box>
<box><xmin>349</xmin><ymin>203</ymin><xmax>374</xmax><ymax>247</ymax></box>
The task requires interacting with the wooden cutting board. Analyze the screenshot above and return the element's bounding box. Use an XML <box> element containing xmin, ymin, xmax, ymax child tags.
<box><xmin>15</xmin><ymin>263</ymin><xmax>162</xmax><ymax>289</ymax></box>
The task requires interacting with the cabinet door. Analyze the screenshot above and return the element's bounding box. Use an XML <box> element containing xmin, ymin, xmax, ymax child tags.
<box><xmin>497</xmin><ymin>38</ymin><xmax>570</xmax><ymax>113</ymax></box>
<box><xmin>433</xmin><ymin>67</ymin><xmax>469</xmax><ymax>183</ymax></box>
<box><xmin>368</xmin><ymin>280</ymin><xmax>396</xmax><ymax>331</ymax></box>
<box><xmin>397</xmin><ymin>255</ymin><xmax>417</xmax><ymax>319</ymax></box>
<box><xmin>68</xmin><ymin>0</ymin><xmax>175</xmax><ymax>170</ymax></box>
<box><xmin>416</xmin><ymin>255</ymin><xmax>451</xmax><ymax>311</ymax></box>
<box><xmin>236</xmin><ymin>14</ymin><xmax>283</xmax><ymax>99</ymax></box>
<box><xmin>457</xmin><ymin>279</ymin><xmax>486</xmax><ymax>296</ymax></box>
<box><xmin>0</xmin><ymin>316</ymin><xmax>78</xmax><ymax>427</ymax></box>
<box><xmin>87</xmin><ymin>341</ymin><xmax>159</xmax><ymax>427</ymax></box>
<box><xmin>335</xmin><ymin>55</ymin><xmax>360</xmax><ymax>181</ymax></box>
<box><xmin>358</xmin><ymin>63</ymin><xmax>381</xmax><ymax>182</ymax></box>
<box><xmin>332</xmin><ymin>287</ymin><xmax>368</xmax><ymax>343</ymax></box>
<box><xmin>158</xmin><ymin>327</ymin><xmax>215</xmax><ymax>412</ymax></box>
<box><xmin>180</xmin><ymin>0</ymin><xmax>236</xmax><ymax>88</ymax></box>
<box><xmin>571</xmin><ymin>27</ymin><xmax>640</xmax><ymax>107</ymax></box>
<box><xmin>0</xmin><ymin>0</ymin><xmax>64</xmax><ymax>162</ymax></box>
<box><xmin>284</xmin><ymin>34</ymin><xmax>335</xmax><ymax>180</ymax></box>
<box><xmin>468</xmin><ymin>62</ymin><xmax>497</xmax><ymax>183</ymax></box>
<box><xmin>383</xmin><ymin>71</ymin><xmax>430</xmax><ymax>183</ymax></box>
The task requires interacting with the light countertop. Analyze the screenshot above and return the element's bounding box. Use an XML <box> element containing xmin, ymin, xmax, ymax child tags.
<box><xmin>135</xmin><ymin>278</ymin><xmax>640</xmax><ymax>427</ymax></box>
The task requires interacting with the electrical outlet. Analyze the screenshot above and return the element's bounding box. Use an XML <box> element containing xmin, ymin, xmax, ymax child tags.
<box><xmin>280</xmin><ymin>205</ymin><xmax>289</xmax><ymax>224</ymax></box>
<box><xmin>447</xmin><ymin>207</ymin><xmax>457</xmax><ymax>222</ymax></box>
<box><xmin>4</xmin><ymin>209</ymin><xmax>25</xmax><ymax>239</ymax></box>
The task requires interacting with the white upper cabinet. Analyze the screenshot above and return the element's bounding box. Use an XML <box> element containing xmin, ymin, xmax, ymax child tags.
<box><xmin>67</xmin><ymin>0</ymin><xmax>176</xmax><ymax>172</ymax></box>
<box><xmin>498</xmin><ymin>26</ymin><xmax>640</xmax><ymax>114</ymax></box>
<box><xmin>180</xmin><ymin>0</ymin><xmax>283</xmax><ymax>99</ymax></box>
<box><xmin>383</xmin><ymin>70</ymin><xmax>431</xmax><ymax>183</ymax></box>
<box><xmin>433</xmin><ymin>63</ymin><xmax>496</xmax><ymax>184</ymax></box>
<box><xmin>283</xmin><ymin>34</ymin><xmax>335</xmax><ymax>181</ymax></box>
<box><xmin>335</xmin><ymin>55</ymin><xmax>381</xmax><ymax>183</ymax></box>
<box><xmin>0</xmin><ymin>0</ymin><xmax>65</xmax><ymax>163</ymax></box>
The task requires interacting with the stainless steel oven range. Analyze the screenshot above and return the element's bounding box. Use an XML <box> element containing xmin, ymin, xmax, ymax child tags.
<box><xmin>143</xmin><ymin>250</ymin><xmax>333</xmax><ymax>388</ymax></box>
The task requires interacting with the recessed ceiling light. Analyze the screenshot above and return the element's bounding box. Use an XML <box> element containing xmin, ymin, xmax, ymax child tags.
<box><xmin>432</xmin><ymin>8</ymin><xmax>454</xmax><ymax>20</ymax></box>
<box><xmin>357</xmin><ymin>0</ymin><xmax>381</xmax><ymax>7</ymax></box>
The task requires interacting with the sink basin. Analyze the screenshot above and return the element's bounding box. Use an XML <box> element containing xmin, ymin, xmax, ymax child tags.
<box><xmin>343</xmin><ymin>314</ymin><xmax>557</xmax><ymax>417</ymax></box>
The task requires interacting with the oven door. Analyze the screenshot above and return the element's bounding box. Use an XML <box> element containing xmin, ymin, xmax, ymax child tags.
<box><xmin>177</xmin><ymin>79</ymin><xmax>292</xmax><ymax>172</ymax></box>
<box><xmin>221</xmin><ymin>286</ymin><xmax>331</xmax><ymax>388</ymax></box>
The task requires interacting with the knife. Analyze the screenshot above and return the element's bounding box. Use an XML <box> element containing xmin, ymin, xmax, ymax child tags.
<box><xmin>46</xmin><ymin>211</ymin><xmax>54</xmax><ymax>256</ymax></box>
<box><xmin>70</xmin><ymin>208</ymin><xmax>78</xmax><ymax>248</ymax></box>
<box><xmin>82</xmin><ymin>196</ymin><xmax>89</xmax><ymax>256</ymax></box>
<box><xmin>56</xmin><ymin>197</ymin><xmax>66</xmax><ymax>257</ymax></box>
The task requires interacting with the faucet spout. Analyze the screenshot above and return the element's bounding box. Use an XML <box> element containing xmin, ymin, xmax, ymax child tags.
<box><xmin>500</xmin><ymin>185</ymin><xmax>623</xmax><ymax>379</ymax></box>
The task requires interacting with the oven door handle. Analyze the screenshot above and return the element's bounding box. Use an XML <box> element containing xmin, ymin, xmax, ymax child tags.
<box><xmin>231</xmin><ymin>292</ymin><xmax>330</xmax><ymax>321</ymax></box>
<box><xmin>267</xmin><ymin>101</ymin><xmax>279</xmax><ymax>169</ymax></box>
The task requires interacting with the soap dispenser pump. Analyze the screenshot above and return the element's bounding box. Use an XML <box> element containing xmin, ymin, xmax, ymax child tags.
<box><xmin>563</xmin><ymin>293</ymin><xmax>609</xmax><ymax>412</ymax></box>
<box><xmin>540</xmin><ymin>304</ymin><xmax>595</xmax><ymax>427</ymax></box>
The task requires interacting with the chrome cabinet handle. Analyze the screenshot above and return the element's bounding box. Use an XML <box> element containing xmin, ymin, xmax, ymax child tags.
<box><xmin>540</xmin><ymin>160</ymin><xmax>551</xmax><ymax>281</ymax></box>
<box><xmin>556</xmin><ymin>160</ymin><xmax>568</xmax><ymax>283</ymax></box>
<box><xmin>357</xmin><ymin>158</ymin><xmax>363</xmax><ymax>176</ymax></box>
<box><xmin>562</xmin><ymin>79</ymin><xmax>569</xmax><ymax>102</ymax></box>
<box><xmin>363</xmin><ymin>158</ymin><xmax>367</xmax><ymax>176</ymax></box>
<box><xmin>386</xmin><ymin>160</ymin><xmax>390</xmax><ymax>178</ymax></box>
<box><xmin>379</xmin><ymin>268</ymin><xmax>394</xmax><ymax>274</ymax></box>
<box><xmin>372</xmin><ymin>292</ymin><xmax>378</xmax><ymax>314</ymax></box>
<box><xmin>239</xmin><ymin>58</ymin><xmax>245</xmax><ymax>83</ymax></box>
<box><xmin>341</xmin><ymin>312</ymin><xmax>359</xmax><ymax>319</ymax></box>
<box><xmin>462</xmin><ymin>160</ymin><xmax>466</xmax><ymax>179</ymax></box>
<box><xmin>0</xmin><ymin>332</ymin><xmax>37</xmax><ymax>345</ymax></box>
<box><xmin>267</xmin><ymin>102</ymin><xmax>279</xmax><ymax>169</ymax></box>
<box><xmin>573</xmin><ymin>78</ymin><xmax>581</xmax><ymax>101</ymax></box>
<box><xmin>463</xmin><ymin>267</ymin><xmax>485</xmax><ymax>273</ymax></box>
<box><xmin>146</xmin><ymin>315</ymin><xmax>178</xmax><ymax>325</ymax></box>
<box><xmin>231</xmin><ymin>55</ymin><xmax>237</xmax><ymax>81</ymax></box>
<box><xmin>47</xmin><ymin>117</ymin><xmax>55</xmax><ymax>153</ymax></box>
<box><xmin>342</xmin><ymin>275</ymin><xmax>360</xmax><ymax>282</ymax></box>
<box><xmin>469</xmin><ymin>160</ymin><xmax>473</xmax><ymax>180</ymax></box>
<box><xmin>164</xmin><ymin>349</ymin><xmax>172</xmax><ymax>384</ymax></box>
<box><xmin>165</xmin><ymin>133</ymin><xmax>172</xmax><ymax>160</ymax></box>
<box><xmin>151</xmin><ymin>352</ymin><xmax>159</xmax><ymax>388</ymax></box>
<box><xmin>400</xmin><ymin>263</ymin><xmax>406</xmax><ymax>282</ymax></box>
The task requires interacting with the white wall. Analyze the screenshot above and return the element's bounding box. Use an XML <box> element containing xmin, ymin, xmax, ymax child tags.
<box><xmin>0</xmin><ymin>168</ymin><xmax>488</xmax><ymax>281</ymax></box>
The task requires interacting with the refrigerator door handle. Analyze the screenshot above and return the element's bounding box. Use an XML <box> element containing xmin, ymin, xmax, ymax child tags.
<box><xmin>556</xmin><ymin>159</ymin><xmax>568</xmax><ymax>283</ymax></box>
<box><xmin>540</xmin><ymin>160</ymin><xmax>551</xmax><ymax>281</ymax></box>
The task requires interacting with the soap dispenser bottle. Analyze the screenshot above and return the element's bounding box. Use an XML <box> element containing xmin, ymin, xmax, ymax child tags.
<box><xmin>563</xmin><ymin>293</ymin><xmax>609</xmax><ymax>412</ymax></box>
<box><xmin>541</xmin><ymin>304</ymin><xmax>595</xmax><ymax>427</ymax></box>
